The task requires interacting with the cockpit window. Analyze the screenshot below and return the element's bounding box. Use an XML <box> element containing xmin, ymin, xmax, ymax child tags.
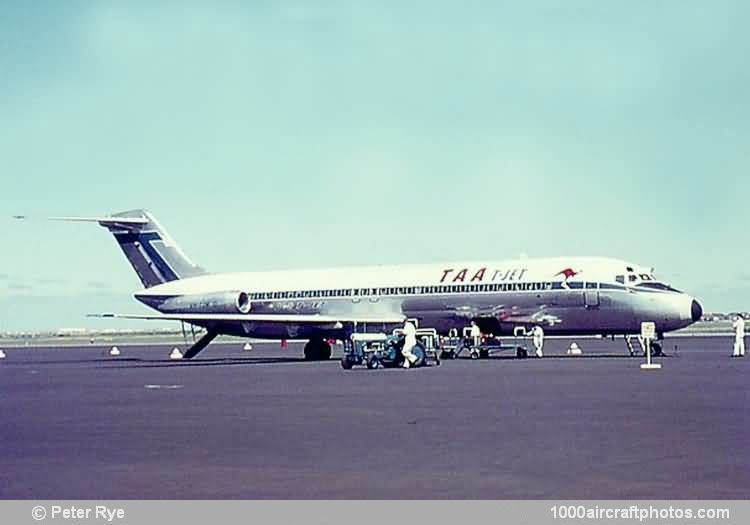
<box><xmin>636</xmin><ymin>282</ymin><xmax>682</xmax><ymax>293</ymax></box>
<box><xmin>615</xmin><ymin>275</ymin><xmax>625</xmax><ymax>284</ymax></box>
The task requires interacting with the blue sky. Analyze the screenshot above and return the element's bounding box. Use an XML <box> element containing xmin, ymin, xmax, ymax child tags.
<box><xmin>1</xmin><ymin>1</ymin><xmax>749</xmax><ymax>330</ymax></box>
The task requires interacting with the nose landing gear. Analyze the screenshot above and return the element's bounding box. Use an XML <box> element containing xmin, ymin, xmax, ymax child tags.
<box><xmin>625</xmin><ymin>335</ymin><xmax>663</xmax><ymax>357</ymax></box>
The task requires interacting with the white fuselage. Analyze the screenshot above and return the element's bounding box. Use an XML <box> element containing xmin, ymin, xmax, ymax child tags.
<box><xmin>134</xmin><ymin>256</ymin><xmax>702</xmax><ymax>341</ymax></box>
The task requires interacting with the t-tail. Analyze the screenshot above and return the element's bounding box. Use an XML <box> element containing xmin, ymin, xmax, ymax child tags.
<box><xmin>43</xmin><ymin>210</ymin><xmax>207</xmax><ymax>288</ymax></box>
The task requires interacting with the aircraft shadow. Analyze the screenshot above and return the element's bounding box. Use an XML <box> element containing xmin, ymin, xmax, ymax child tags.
<box><xmin>107</xmin><ymin>356</ymin><xmax>315</xmax><ymax>368</ymax></box>
<box><xmin>1</xmin><ymin>357</ymin><xmax>144</xmax><ymax>366</ymax></box>
<box><xmin>1</xmin><ymin>356</ymin><xmax>318</xmax><ymax>368</ymax></box>
<box><xmin>4</xmin><ymin>354</ymin><xmax>673</xmax><ymax>368</ymax></box>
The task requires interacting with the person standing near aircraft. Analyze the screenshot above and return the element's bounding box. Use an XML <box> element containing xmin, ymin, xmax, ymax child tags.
<box><xmin>470</xmin><ymin>321</ymin><xmax>482</xmax><ymax>350</ymax></box>
<box><xmin>402</xmin><ymin>320</ymin><xmax>419</xmax><ymax>368</ymax></box>
<box><xmin>732</xmin><ymin>314</ymin><xmax>745</xmax><ymax>357</ymax></box>
<box><xmin>531</xmin><ymin>325</ymin><xmax>544</xmax><ymax>358</ymax></box>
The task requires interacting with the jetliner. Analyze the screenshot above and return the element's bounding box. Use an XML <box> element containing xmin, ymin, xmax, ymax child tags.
<box><xmin>22</xmin><ymin>210</ymin><xmax>703</xmax><ymax>360</ymax></box>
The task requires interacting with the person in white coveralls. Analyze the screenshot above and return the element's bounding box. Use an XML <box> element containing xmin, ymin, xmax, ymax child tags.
<box><xmin>531</xmin><ymin>325</ymin><xmax>545</xmax><ymax>358</ymax></box>
<box><xmin>401</xmin><ymin>320</ymin><xmax>419</xmax><ymax>368</ymax></box>
<box><xmin>732</xmin><ymin>314</ymin><xmax>745</xmax><ymax>357</ymax></box>
<box><xmin>470</xmin><ymin>321</ymin><xmax>482</xmax><ymax>349</ymax></box>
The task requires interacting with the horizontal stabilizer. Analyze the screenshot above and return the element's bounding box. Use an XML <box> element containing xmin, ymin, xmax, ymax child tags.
<box><xmin>51</xmin><ymin>216</ymin><xmax>150</xmax><ymax>226</ymax></box>
<box><xmin>13</xmin><ymin>215</ymin><xmax>149</xmax><ymax>226</ymax></box>
<box><xmin>16</xmin><ymin>209</ymin><xmax>207</xmax><ymax>288</ymax></box>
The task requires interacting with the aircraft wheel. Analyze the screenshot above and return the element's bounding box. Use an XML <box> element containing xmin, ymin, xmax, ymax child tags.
<box><xmin>366</xmin><ymin>355</ymin><xmax>379</xmax><ymax>369</ymax></box>
<box><xmin>516</xmin><ymin>347</ymin><xmax>528</xmax><ymax>359</ymax></box>
<box><xmin>470</xmin><ymin>350</ymin><xmax>479</xmax><ymax>360</ymax></box>
<box><xmin>320</xmin><ymin>341</ymin><xmax>332</xmax><ymax>360</ymax></box>
<box><xmin>412</xmin><ymin>344</ymin><xmax>426</xmax><ymax>367</ymax></box>
<box><xmin>304</xmin><ymin>339</ymin><xmax>332</xmax><ymax>360</ymax></box>
<box><xmin>304</xmin><ymin>340</ymin><xmax>316</xmax><ymax>360</ymax></box>
<box><xmin>341</xmin><ymin>356</ymin><xmax>353</xmax><ymax>369</ymax></box>
<box><xmin>651</xmin><ymin>342</ymin><xmax>663</xmax><ymax>357</ymax></box>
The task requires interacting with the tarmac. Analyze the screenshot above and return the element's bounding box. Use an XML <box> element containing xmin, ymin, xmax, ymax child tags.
<box><xmin>0</xmin><ymin>336</ymin><xmax>748</xmax><ymax>499</ymax></box>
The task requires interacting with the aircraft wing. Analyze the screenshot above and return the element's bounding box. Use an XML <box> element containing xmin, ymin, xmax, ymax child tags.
<box><xmin>89</xmin><ymin>312</ymin><xmax>406</xmax><ymax>324</ymax></box>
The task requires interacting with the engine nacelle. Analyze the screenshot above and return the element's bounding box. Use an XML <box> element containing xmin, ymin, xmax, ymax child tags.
<box><xmin>157</xmin><ymin>291</ymin><xmax>252</xmax><ymax>314</ymax></box>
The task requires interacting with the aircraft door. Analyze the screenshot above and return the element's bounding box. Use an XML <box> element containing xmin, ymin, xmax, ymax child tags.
<box><xmin>584</xmin><ymin>283</ymin><xmax>600</xmax><ymax>308</ymax></box>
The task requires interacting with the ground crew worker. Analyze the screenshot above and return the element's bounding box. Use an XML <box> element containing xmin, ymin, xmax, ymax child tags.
<box><xmin>470</xmin><ymin>321</ymin><xmax>482</xmax><ymax>349</ymax></box>
<box><xmin>531</xmin><ymin>325</ymin><xmax>544</xmax><ymax>358</ymax></box>
<box><xmin>732</xmin><ymin>314</ymin><xmax>745</xmax><ymax>357</ymax></box>
<box><xmin>402</xmin><ymin>320</ymin><xmax>419</xmax><ymax>368</ymax></box>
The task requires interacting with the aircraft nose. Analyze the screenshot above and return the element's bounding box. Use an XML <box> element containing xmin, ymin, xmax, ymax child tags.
<box><xmin>691</xmin><ymin>299</ymin><xmax>703</xmax><ymax>323</ymax></box>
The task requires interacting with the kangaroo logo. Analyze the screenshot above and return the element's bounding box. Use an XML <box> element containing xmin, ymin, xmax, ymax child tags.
<box><xmin>555</xmin><ymin>268</ymin><xmax>581</xmax><ymax>290</ymax></box>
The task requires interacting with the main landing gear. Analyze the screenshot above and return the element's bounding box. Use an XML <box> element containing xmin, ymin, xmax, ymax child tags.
<box><xmin>304</xmin><ymin>338</ymin><xmax>332</xmax><ymax>361</ymax></box>
<box><xmin>181</xmin><ymin>330</ymin><xmax>218</xmax><ymax>359</ymax></box>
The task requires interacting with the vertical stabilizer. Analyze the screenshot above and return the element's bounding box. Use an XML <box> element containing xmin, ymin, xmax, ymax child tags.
<box><xmin>98</xmin><ymin>210</ymin><xmax>207</xmax><ymax>288</ymax></box>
